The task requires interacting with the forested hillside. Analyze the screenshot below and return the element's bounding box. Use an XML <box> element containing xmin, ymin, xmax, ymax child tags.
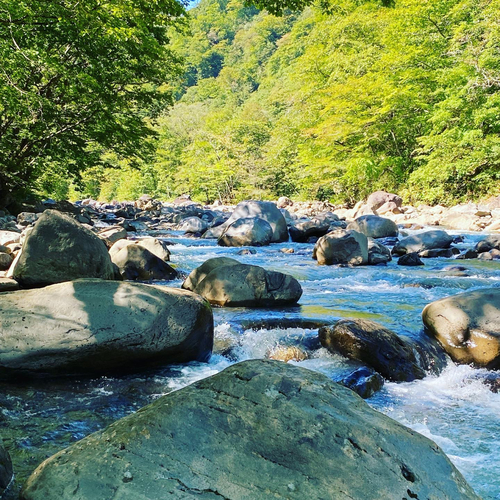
<box><xmin>3</xmin><ymin>0</ymin><xmax>499</xmax><ymax>206</ymax></box>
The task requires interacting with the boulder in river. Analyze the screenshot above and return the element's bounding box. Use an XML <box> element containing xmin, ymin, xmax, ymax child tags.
<box><xmin>217</xmin><ymin>200</ymin><xmax>289</xmax><ymax>243</ymax></box>
<box><xmin>476</xmin><ymin>234</ymin><xmax>500</xmax><ymax>254</ymax></box>
<box><xmin>340</xmin><ymin>366</ymin><xmax>384</xmax><ymax>399</ymax></box>
<box><xmin>313</xmin><ymin>229</ymin><xmax>368</xmax><ymax>266</ymax></box>
<box><xmin>111</xmin><ymin>244</ymin><xmax>177</xmax><ymax>281</ymax></box>
<box><xmin>347</xmin><ymin>215</ymin><xmax>398</xmax><ymax>239</ymax></box>
<box><xmin>182</xmin><ymin>257</ymin><xmax>302</xmax><ymax>307</ymax></box>
<box><xmin>367</xmin><ymin>238</ymin><xmax>392</xmax><ymax>265</ymax></box>
<box><xmin>218</xmin><ymin>217</ymin><xmax>273</xmax><ymax>247</ymax></box>
<box><xmin>10</xmin><ymin>210</ymin><xmax>115</xmax><ymax>288</ymax></box>
<box><xmin>392</xmin><ymin>230</ymin><xmax>453</xmax><ymax>255</ymax></box>
<box><xmin>398</xmin><ymin>253</ymin><xmax>424</xmax><ymax>266</ymax></box>
<box><xmin>288</xmin><ymin>219</ymin><xmax>330</xmax><ymax>243</ymax></box>
<box><xmin>0</xmin><ymin>279</ymin><xmax>213</xmax><ymax>378</ymax></box>
<box><xmin>422</xmin><ymin>288</ymin><xmax>500</xmax><ymax>369</ymax></box>
<box><xmin>20</xmin><ymin>360</ymin><xmax>479</xmax><ymax>500</ymax></box>
<box><xmin>319</xmin><ymin>319</ymin><xmax>426</xmax><ymax>382</ymax></box>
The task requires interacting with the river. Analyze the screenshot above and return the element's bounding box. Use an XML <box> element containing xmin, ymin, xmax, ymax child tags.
<box><xmin>1</xmin><ymin>229</ymin><xmax>499</xmax><ymax>499</ymax></box>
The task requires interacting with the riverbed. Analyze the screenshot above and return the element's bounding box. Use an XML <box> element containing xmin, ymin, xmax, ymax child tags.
<box><xmin>1</xmin><ymin>229</ymin><xmax>499</xmax><ymax>499</ymax></box>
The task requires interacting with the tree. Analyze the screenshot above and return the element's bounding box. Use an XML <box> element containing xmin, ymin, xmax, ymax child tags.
<box><xmin>0</xmin><ymin>0</ymin><xmax>187</xmax><ymax>206</ymax></box>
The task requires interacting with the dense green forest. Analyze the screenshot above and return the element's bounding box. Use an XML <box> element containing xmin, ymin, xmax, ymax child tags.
<box><xmin>1</xmin><ymin>0</ymin><xmax>499</xmax><ymax>206</ymax></box>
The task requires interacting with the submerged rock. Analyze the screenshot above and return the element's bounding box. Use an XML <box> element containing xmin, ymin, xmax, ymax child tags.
<box><xmin>20</xmin><ymin>360</ymin><xmax>479</xmax><ymax>500</ymax></box>
<box><xmin>10</xmin><ymin>210</ymin><xmax>115</xmax><ymax>288</ymax></box>
<box><xmin>182</xmin><ymin>257</ymin><xmax>302</xmax><ymax>307</ymax></box>
<box><xmin>313</xmin><ymin>229</ymin><xmax>368</xmax><ymax>266</ymax></box>
<box><xmin>0</xmin><ymin>279</ymin><xmax>213</xmax><ymax>378</ymax></box>
<box><xmin>398</xmin><ymin>253</ymin><xmax>424</xmax><ymax>266</ymax></box>
<box><xmin>422</xmin><ymin>288</ymin><xmax>500</xmax><ymax>369</ymax></box>
<box><xmin>319</xmin><ymin>319</ymin><xmax>426</xmax><ymax>382</ymax></box>
<box><xmin>340</xmin><ymin>367</ymin><xmax>384</xmax><ymax>399</ymax></box>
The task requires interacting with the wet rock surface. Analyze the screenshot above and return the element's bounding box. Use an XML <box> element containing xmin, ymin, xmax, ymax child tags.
<box><xmin>21</xmin><ymin>360</ymin><xmax>479</xmax><ymax>500</ymax></box>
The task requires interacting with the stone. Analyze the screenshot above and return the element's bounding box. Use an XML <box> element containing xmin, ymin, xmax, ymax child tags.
<box><xmin>267</xmin><ymin>345</ymin><xmax>309</xmax><ymax>362</ymax></box>
<box><xmin>10</xmin><ymin>210</ymin><xmax>115</xmax><ymax>288</ymax></box>
<box><xmin>218</xmin><ymin>200</ymin><xmax>289</xmax><ymax>243</ymax></box>
<box><xmin>0</xmin><ymin>278</ymin><xmax>19</xmax><ymax>292</ymax></box>
<box><xmin>313</xmin><ymin>229</ymin><xmax>368</xmax><ymax>266</ymax></box>
<box><xmin>367</xmin><ymin>238</ymin><xmax>392</xmax><ymax>265</ymax></box>
<box><xmin>135</xmin><ymin>238</ymin><xmax>171</xmax><ymax>262</ymax></box>
<box><xmin>398</xmin><ymin>253</ymin><xmax>424</xmax><ymax>266</ymax></box>
<box><xmin>392</xmin><ymin>230</ymin><xmax>453</xmax><ymax>255</ymax></box>
<box><xmin>0</xmin><ymin>252</ymin><xmax>13</xmax><ymax>271</ymax></box>
<box><xmin>366</xmin><ymin>190</ymin><xmax>403</xmax><ymax>211</ymax></box>
<box><xmin>347</xmin><ymin>215</ymin><xmax>398</xmax><ymax>239</ymax></box>
<box><xmin>20</xmin><ymin>360</ymin><xmax>479</xmax><ymax>500</ymax></box>
<box><xmin>0</xmin><ymin>279</ymin><xmax>213</xmax><ymax>378</ymax></box>
<box><xmin>108</xmin><ymin>239</ymin><xmax>135</xmax><ymax>259</ymax></box>
<box><xmin>288</xmin><ymin>219</ymin><xmax>330</xmax><ymax>243</ymax></box>
<box><xmin>376</xmin><ymin>201</ymin><xmax>403</xmax><ymax>215</ymax></box>
<box><xmin>0</xmin><ymin>231</ymin><xmax>20</xmax><ymax>246</ymax></box>
<box><xmin>319</xmin><ymin>319</ymin><xmax>426</xmax><ymax>382</ymax></box>
<box><xmin>422</xmin><ymin>288</ymin><xmax>500</xmax><ymax>369</ymax></box>
<box><xmin>111</xmin><ymin>245</ymin><xmax>177</xmax><ymax>281</ymax></box>
<box><xmin>0</xmin><ymin>439</ymin><xmax>13</xmax><ymax>496</ymax></box>
<box><xmin>340</xmin><ymin>367</ymin><xmax>384</xmax><ymax>399</ymax></box>
<box><xmin>277</xmin><ymin>196</ymin><xmax>293</xmax><ymax>208</ymax></box>
<box><xmin>476</xmin><ymin>234</ymin><xmax>500</xmax><ymax>253</ymax></box>
<box><xmin>182</xmin><ymin>257</ymin><xmax>302</xmax><ymax>307</ymax></box>
<box><xmin>456</xmin><ymin>249</ymin><xmax>478</xmax><ymax>260</ymax></box>
<box><xmin>218</xmin><ymin>217</ymin><xmax>273</xmax><ymax>247</ymax></box>
<box><xmin>419</xmin><ymin>248</ymin><xmax>459</xmax><ymax>258</ymax></box>
<box><xmin>178</xmin><ymin>216</ymin><xmax>208</xmax><ymax>234</ymax></box>
<box><xmin>17</xmin><ymin>212</ymin><xmax>38</xmax><ymax>226</ymax></box>
<box><xmin>98</xmin><ymin>226</ymin><xmax>127</xmax><ymax>247</ymax></box>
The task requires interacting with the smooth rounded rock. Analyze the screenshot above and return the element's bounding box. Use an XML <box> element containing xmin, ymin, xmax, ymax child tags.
<box><xmin>392</xmin><ymin>230</ymin><xmax>453</xmax><ymax>255</ymax></box>
<box><xmin>319</xmin><ymin>319</ymin><xmax>426</xmax><ymax>382</ymax></box>
<box><xmin>111</xmin><ymin>245</ymin><xmax>177</xmax><ymax>281</ymax></box>
<box><xmin>347</xmin><ymin>215</ymin><xmax>398</xmax><ymax>239</ymax></box>
<box><xmin>182</xmin><ymin>258</ymin><xmax>302</xmax><ymax>307</ymax></box>
<box><xmin>0</xmin><ymin>279</ymin><xmax>213</xmax><ymax>378</ymax></box>
<box><xmin>20</xmin><ymin>360</ymin><xmax>479</xmax><ymax>500</ymax></box>
<box><xmin>10</xmin><ymin>210</ymin><xmax>115</xmax><ymax>288</ymax></box>
<box><xmin>218</xmin><ymin>217</ymin><xmax>273</xmax><ymax>247</ymax></box>
<box><xmin>422</xmin><ymin>288</ymin><xmax>500</xmax><ymax>368</ymax></box>
<box><xmin>313</xmin><ymin>229</ymin><xmax>368</xmax><ymax>266</ymax></box>
<box><xmin>367</xmin><ymin>238</ymin><xmax>392</xmax><ymax>265</ymax></box>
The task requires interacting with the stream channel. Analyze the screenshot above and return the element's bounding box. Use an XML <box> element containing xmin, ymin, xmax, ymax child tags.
<box><xmin>1</xmin><ymin>229</ymin><xmax>500</xmax><ymax>499</ymax></box>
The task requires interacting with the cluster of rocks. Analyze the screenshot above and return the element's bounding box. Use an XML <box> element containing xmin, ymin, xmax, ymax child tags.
<box><xmin>1</xmin><ymin>192</ymin><xmax>497</xmax><ymax>498</ymax></box>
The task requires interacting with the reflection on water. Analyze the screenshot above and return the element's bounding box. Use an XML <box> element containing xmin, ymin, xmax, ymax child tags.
<box><xmin>1</xmin><ymin>230</ymin><xmax>499</xmax><ymax>499</ymax></box>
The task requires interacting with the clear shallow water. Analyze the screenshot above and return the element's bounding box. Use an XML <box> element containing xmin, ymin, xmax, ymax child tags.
<box><xmin>1</xmin><ymin>229</ymin><xmax>500</xmax><ymax>499</ymax></box>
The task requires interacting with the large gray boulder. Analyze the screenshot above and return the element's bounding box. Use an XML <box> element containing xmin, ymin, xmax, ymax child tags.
<box><xmin>366</xmin><ymin>190</ymin><xmax>403</xmax><ymax>211</ymax></box>
<box><xmin>217</xmin><ymin>200</ymin><xmax>288</xmax><ymax>243</ymax></box>
<box><xmin>0</xmin><ymin>279</ymin><xmax>213</xmax><ymax>378</ymax></box>
<box><xmin>111</xmin><ymin>245</ymin><xmax>177</xmax><ymax>281</ymax></box>
<box><xmin>313</xmin><ymin>229</ymin><xmax>368</xmax><ymax>265</ymax></box>
<box><xmin>182</xmin><ymin>257</ymin><xmax>302</xmax><ymax>307</ymax></box>
<box><xmin>476</xmin><ymin>234</ymin><xmax>500</xmax><ymax>253</ymax></box>
<box><xmin>288</xmin><ymin>219</ymin><xmax>330</xmax><ymax>243</ymax></box>
<box><xmin>218</xmin><ymin>217</ymin><xmax>273</xmax><ymax>247</ymax></box>
<box><xmin>392</xmin><ymin>230</ymin><xmax>453</xmax><ymax>255</ymax></box>
<box><xmin>367</xmin><ymin>238</ymin><xmax>392</xmax><ymax>265</ymax></box>
<box><xmin>347</xmin><ymin>215</ymin><xmax>398</xmax><ymax>239</ymax></box>
<box><xmin>422</xmin><ymin>288</ymin><xmax>500</xmax><ymax>369</ymax></box>
<box><xmin>10</xmin><ymin>210</ymin><xmax>115</xmax><ymax>288</ymax></box>
<box><xmin>319</xmin><ymin>319</ymin><xmax>425</xmax><ymax>382</ymax></box>
<box><xmin>21</xmin><ymin>360</ymin><xmax>479</xmax><ymax>500</ymax></box>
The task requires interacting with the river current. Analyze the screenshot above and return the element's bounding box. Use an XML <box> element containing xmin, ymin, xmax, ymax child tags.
<box><xmin>1</xmin><ymin>229</ymin><xmax>499</xmax><ymax>499</ymax></box>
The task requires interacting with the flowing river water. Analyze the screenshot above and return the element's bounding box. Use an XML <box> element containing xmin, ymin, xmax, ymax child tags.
<box><xmin>1</xmin><ymin>229</ymin><xmax>500</xmax><ymax>499</ymax></box>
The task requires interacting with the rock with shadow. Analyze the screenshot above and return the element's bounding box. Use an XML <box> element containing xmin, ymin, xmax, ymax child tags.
<box><xmin>218</xmin><ymin>217</ymin><xmax>273</xmax><ymax>247</ymax></box>
<box><xmin>319</xmin><ymin>319</ymin><xmax>426</xmax><ymax>382</ymax></box>
<box><xmin>0</xmin><ymin>279</ymin><xmax>213</xmax><ymax>378</ymax></box>
<box><xmin>10</xmin><ymin>210</ymin><xmax>115</xmax><ymax>288</ymax></box>
<box><xmin>347</xmin><ymin>215</ymin><xmax>398</xmax><ymax>239</ymax></box>
<box><xmin>20</xmin><ymin>360</ymin><xmax>479</xmax><ymax>500</ymax></box>
<box><xmin>313</xmin><ymin>229</ymin><xmax>368</xmax><ymax>266</ymax></box>
<box><xmin>111</xmin><ymin>244</ymin><xmax>177</xmax><ymax>281</ymax></box>
<box><xmin>182</xmin><ymin>257</ymin><xmax>302</xmax><ymax>307</ymax></box>
<box><xmin>392</xmin><ymin>230</ymin><xmax>453</xmax><ymax>255</ymax></box>
<box><xmin>422</xmin><ymin>288</ymin><xmax>500</xmax><ymax>369</ymax></box>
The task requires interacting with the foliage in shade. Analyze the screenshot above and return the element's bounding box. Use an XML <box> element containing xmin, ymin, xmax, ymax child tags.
<box><xmin>0</xmin><ymin>0</ymin><xmax>187</xmax><ymax>205</ymax></box>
